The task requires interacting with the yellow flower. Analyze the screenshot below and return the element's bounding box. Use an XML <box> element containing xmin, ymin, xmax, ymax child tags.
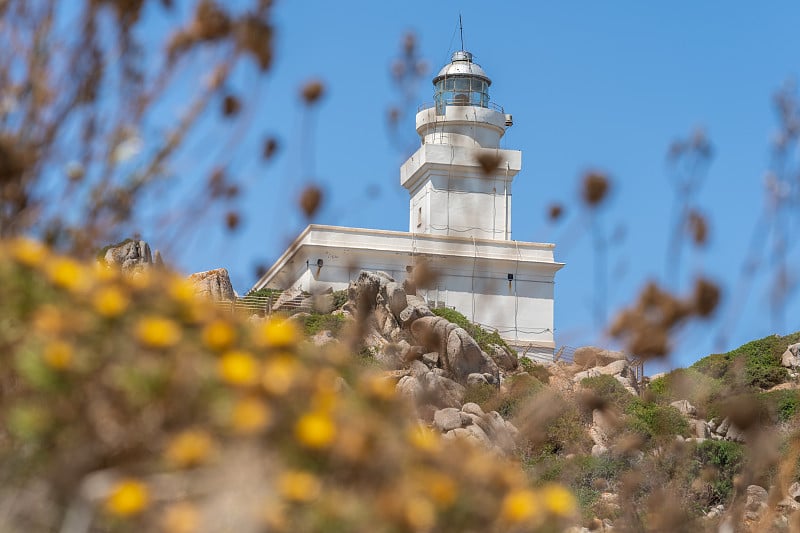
<box><xmin>278</xmin><ymin>471</ymin><xmax>321</xmax><ymax>502</ymax></box>
<box><xmin>105</xmin><ymin>479</ymin><xmax>150</xmax><ymax>517</ymax></box>
<box><xmin>405</xmin><ymin>496</ymin><xmax>436</xmax><ymax>531</ymax></box>
<box><xmin>262</xmin><ymin>354</ymin><xmax>299</xmax><ymax>396</ymax></box>
<box><xmin>541</xmin><ymin>483</ymin><xmax>576</xmax><ymax>517</ymax></box>
<box><xmin>161</xmin><ymin>503</ymin><xmax>199</xmax><ymax>533</ymax></box>
<box><xmin>295</xmin><ymin>411</ymin><xmax>336</xmax><ymax>449</ymax></box>
<box><xmin>360</xmin><ymin>373</ymin><xmax>396</xmax><ymax>401</ymax></box>
<box><xmin>501</xmin><ymin>489</ymin><xmax>541</xmax><ymax>524</ymax></box>
<box><xmin>423</xmin><ymin>473</ymin><xmax>457</xmax><ymax>507</ymax></box>
<box><xmin>168</xmin><ymin>278</ymin><xmax>197</xmax><ymax>304</ymax></box>
<box><xmin>92</xmin><ymin>261</ymin><xmax>119</xmax><ymax>282</ymax></box>
<box><xmin>92</xmin><ymin>286</ymin><xmax>129</xmax><ymax>318</ymax></box>
<box><xmin>407</xmin><ymin>426</ymin><xmax>440</xmax><ymax>454</ymax></box>
<box><xmin>10</xmin><ymin>238</ymin><xmax>48</xmax><ymax>267</ymax></box>
<box><xmin>202</xmin><ymin>320</ymin><xmax>236</xmax><ymax>351</ymax></box>
<box><xmin>43</xmin><ymin>340</ymin><xmax>73</xmax><ymax>369</ymax></box>
<box><xmin>218</xmin><ymin>350</ymin><xmax>260</xmax><ymax>387</ymax></box>
<box><xmin>46</xmin><ymin>256</ymin><xmax>87</xmax><ymax>292</ymax></box>
<box><xmin>231</xmin><ymin>397</ymin><xmax>271</xmax><ymax>434</ymax></box>
<box><xmin>256</xmin><ymin>318</ymin><xmax>299</xmax><ymax>350</ymax></box>
<box><xmin>165</xmin><ymin>430</ymin><xmax>215</xmax><ymax>468</ymax></box>
<box><xmin>135</xmin><ymin>316</ymin><xmax>182</xmax><ymax>348</ymax></box>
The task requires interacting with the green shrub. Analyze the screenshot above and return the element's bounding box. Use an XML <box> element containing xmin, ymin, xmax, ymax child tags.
<box><xmin>520</xmin><ymin>358</ymin><xmax>551</xmax><ymax>383</ymax></box>
<box><xmin>647</xmin><ymin>368</ymin><xmax>724</xmax><ymax>418</ymax></box>
<box><xmin>299</xmin><ymin>313</ymin><xmax>347</xmax><ymax>336</ymax></box>
<box><xmin>581</xmin><ymin>374</ymin><xmax>634</xmax><ymax>411</ymax></box>
<box><xmin>431</xmin><ymin>307</ymin><xmax>511</xmax><ymax>354</ymax></box>
<box><xmin>759</xmin><ymin>389</ymin><xmax>800</xmax><ymax>422</ymax></box>
<box><xmin>693</xmin><ymin>440</ymin><xmax>745</xmax><ymax>506</ymax></box>
<box><xmin>482</xmin><ymin>373</ymin><xmax>543</xmax><ymax>419</ymax></box>
<box><xmin>691</xmin><ymin>332</ymin><xmax>800</xmax><ymax>390</ymax></box>
<box><xmin>625</xmin><ymin>399</ymin><xmax>689</xmax><ymax>439</ymax></box>
<box><xmin>331</xmin><ymin>289</ymin><xmax>348</xmax><ymax>310</ymax></box>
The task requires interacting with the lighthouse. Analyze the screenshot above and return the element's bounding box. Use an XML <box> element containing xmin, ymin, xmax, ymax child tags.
<box><xmin>402</xmin><ymin>50</ymin><xmax>520</xmax><ymax>240</ymax></box>
<box><xmin>251</xmin><ymin>49</ymin><xmax>564</xmax><ymax>361</ymax></box>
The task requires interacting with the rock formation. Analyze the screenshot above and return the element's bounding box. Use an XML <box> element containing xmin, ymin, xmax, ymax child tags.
<box><xmin>188</xmin><ymin>268</ymin><xmax>236</xmax><ymax>301</ymax></box>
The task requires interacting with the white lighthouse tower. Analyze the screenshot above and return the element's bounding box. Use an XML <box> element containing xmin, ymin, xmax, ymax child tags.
<box><xmin>402</xmin><ymin>50</ymin><xmax>520</xmax><ymax>239</ymax></box>
<box><xmin>251</xmin><ymin>49</ymin><xmax>564</xmax><ymax>360</ymax></box>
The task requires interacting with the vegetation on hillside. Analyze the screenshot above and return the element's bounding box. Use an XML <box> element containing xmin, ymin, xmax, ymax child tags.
<box><xmin>432</xmin><ymin>307</ymin><xmax>513</xmax><ymax>354</ymax></box>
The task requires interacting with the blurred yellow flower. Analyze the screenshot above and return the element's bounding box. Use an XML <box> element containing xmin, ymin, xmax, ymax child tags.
<box><xmin>423</xmin><ymin>474</ymin><xmax>457</xmax><ymax>507</ymax></box>
<box><xmin>218</xmin><ymin>350</ymin><xmax>260</xmax><ymax>387</ymax></box>
<box><xmin>10</xmin><ymin>238</ymin><xmax>47</xmax><ymax>267</ymax></box>
<box><xmin>231</xmin><ymin>397</ymin><xmax>271</xmax><ymax>434</ymax></box>
<box><xmin>168</xmin><ymin>277</ymin><xmax>197</xmax><ymax>304</ymax></box>
<box><xmin>42</xmin><ymin>340</ymin><xmax>74</xmax><ymax>369</ymax></box>
<box><xmin>105</xmin><ymin>479</ymin><xmax>150</xmax><ymax>517</ymax></box>
<box><xmin>161</xmin><ymin>503</ymin><xmax>199</xmax><ymax>533</ymax></box>
<box><xmin>361</xmin><ymin>373</ymin><xmax>396</xmax><ymax>401</ymax></box>
<box><xmin>541</xmin><ymin>483</ymin><xmax>576</xmax><ymax>517</ymax></box>
<box><xmin>501</xmin><ymin>489</ymin><xmax>541</xmax><ymax>524</ymax></box>
<box><xmin>405</xmin><ymin>496</ymin><xmax>436</xmax><ymax>531</ymax></box>
<box><xmin>46</xmin><ymin>257</ymin><xmax>87</xmax><ymax>292</ymax></box>
<box><xmin>92</xmin><ymin>262</ymin><xmax>119</xmax><ymax>282</ymax></box>
<box><xmin>256</xmin><ymin>318</ymin><xmax>299</xmax><ymax>349</ymax></box>
<box><xmin>165</xmin><ymin>430</ymin><xmax>216</xmax><ymax>468</ymax></box>
<box><xmin>92</xmin><ymin>286</ymin><xmax>129</xmax><ymax>318</ymax></box>
<box><xmin>407</xmin><ymin>426</ymin><xmax>440</xmax><ymax>454</ymax></box>
<box><xmin>202</xmin><ymin>320</ymin><xmax>236</xmax><ymax>351</ymax></box>
<box><xmin>135</xmin><ymin>316</ymin><xmax>182</xmax><ymax>348</ymax></box>
<box><xmin>295</xmin><ymin>411</ymin><xmax>336</xmax><ymax>449</ymax></box>
<box><xmin>262</xmin><ymin>355</ymin><xmax>298</xmax><ymax>396</ymax></box>
<box><xmin>278</xmin><ymin>470</ymin><xmax>321</xmax><ymax>502</ymax></box>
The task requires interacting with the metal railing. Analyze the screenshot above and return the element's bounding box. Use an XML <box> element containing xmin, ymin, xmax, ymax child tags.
<box><xmin>217</xmin><ymin>295</ymin><xmax>312</xmax><ymax>316</ymax></box>
<box><xmin>417</xmin><ymin>101</ymin><xmax>505</xmax><ymax>113</ymax></box>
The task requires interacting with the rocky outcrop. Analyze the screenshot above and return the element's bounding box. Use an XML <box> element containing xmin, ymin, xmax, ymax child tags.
<box><xmin>781</xmin><ymin>342</ymin><xmax>800</xmax><ymax>368</ymax></box>
<box><xmin>410</xmin><ymin>316</ymin><xmax>499</xmax><ymax>385</ymax></box>
<box><xmin>188</xmin><ymin>268</ymin><xmax>236</xmax><ymax>302</ymax></box>
<box><xmin>437</xmin><ymin>402</ymin><xmax>518</xmax><ymax>455</ymax></box>
<box><xmin>101</xmin><ymin>239</ymin><xmax>159</xmax><ymax>273</ymax></box>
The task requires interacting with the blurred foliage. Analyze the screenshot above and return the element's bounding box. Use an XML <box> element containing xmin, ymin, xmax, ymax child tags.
<box><xmin>297</xmin><ymin>313</ymin><xmax>348</xmax><ymax>337</ymax></box>
<box><xmin>0</xmin><ymin>238</ymin><xmax>577</xmax><ymax>532</ymax></box>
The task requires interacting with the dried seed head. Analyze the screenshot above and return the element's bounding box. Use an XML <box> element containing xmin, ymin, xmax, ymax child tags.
<box><xmin>262</xmin><ymin>137</ymin><xmax>278</xmax><ymax>160</ymax></box>
<box><xmin>222</xmin><ymin>94</ymin><xmax>240</xmax><ymax>117</ymax></box>
<box><xmin>693</xmin><ymin>278</ymin><xmax>720</xmax><ymax>317</ymax></box>
<box><xmin>547</xmin><ymin>203</ymin><xmax>564</xmax><ymax>222</ymax></box>
<box><xmin>225</xmin><ymin>211</ymin><xmax>240</xmax><ymax>231</ymax></box>
<box><xmin>687</xmin><ymin>210</ymin><xmax>708</xmax><ymax>246</ymax></box>
<box><xmin>299</xmin><ymin>185</ymin><xmax>323</xmax><ymax>218</ymax></box>
<box><xmin>403</xmin><ymin>33</ymin><xmax>416</xmax><ymax>56</ymax></box>
<box><xmin>300</xmin><ymin>80</ymin><xmax>325</xmax><ymax>105</ymax></box>
<box><xmin>388</xmin><ymin>107</ymin><xmax>400</xmax><ymax>125</ymax></box>
<box><xmin>581</xmin><ymin>171</ymin><xmax>610</xmax><ymax>207</ymax></box>
<box><xmin>195</xmin><ymin>0</ymin><xmax>232</xmax><ymax>41</ymax></box>
<box><xmin>236</xmin><ymin>15</ymin><xmax>273</xmax><ymax>71</ymax></box>
<box><xmin>475</xmin><ymin>151</ymin><xmax>502</xmax><ymax>176</ymax></box>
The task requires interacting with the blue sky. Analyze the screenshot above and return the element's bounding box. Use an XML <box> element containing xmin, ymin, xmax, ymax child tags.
<box><xmin>167</xmin><ymin>1</ymin><xmax>800</xmax><ymax>370</ymax></box>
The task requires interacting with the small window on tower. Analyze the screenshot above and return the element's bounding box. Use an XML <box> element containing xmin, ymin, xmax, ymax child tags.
<box><xmin>417</xmin><ymin>207</ymin><xmax>422</xmax><ymax>228</ymax></box>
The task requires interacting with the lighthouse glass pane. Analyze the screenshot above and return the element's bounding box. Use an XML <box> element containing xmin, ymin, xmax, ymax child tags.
<box><xmin>433</xmin><ymin>77</ymin><xmax>490</xmax><ymax>111</ymax></box>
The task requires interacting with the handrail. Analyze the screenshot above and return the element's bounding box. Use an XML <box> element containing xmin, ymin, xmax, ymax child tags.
<box><xmin>417</xmin><ymin>101</ymin><xmax>505</xmax><ymax>113</ymax></box>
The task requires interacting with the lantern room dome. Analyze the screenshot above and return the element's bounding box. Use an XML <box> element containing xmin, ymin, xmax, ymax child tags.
<box><xmin>432</xmin><ymin>50</ymin><xmax>491</xmax><ymax>85</ymax></box>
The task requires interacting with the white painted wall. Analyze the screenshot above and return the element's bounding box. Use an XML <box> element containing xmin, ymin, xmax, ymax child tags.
<box><xmin>251</xmin><ymin>226</ymin><xmax>563</xmax><ymax>354</ymax></box>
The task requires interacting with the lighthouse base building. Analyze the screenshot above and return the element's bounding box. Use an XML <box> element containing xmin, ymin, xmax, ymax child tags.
<box><xmin>251</xmin><ymin>50</ymin><xmax>564</xmax><ymax>360</ymax></box>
